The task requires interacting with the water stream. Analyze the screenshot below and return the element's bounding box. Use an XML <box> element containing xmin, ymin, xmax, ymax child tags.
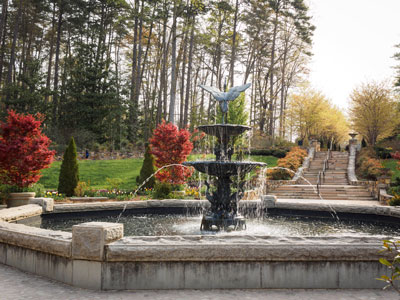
<box><xmin>116</xmin><ymin>162</ymin><xmax>340</xmax><ymax>223</ymax></box>
<box><xmin>116</xmin><ymin>163</ymin><xmax>192</xmax><ymax>222</ymax></box>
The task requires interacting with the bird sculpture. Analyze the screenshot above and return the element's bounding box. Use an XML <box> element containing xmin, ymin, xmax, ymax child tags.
<box><xmin>199</xmin><ymin>83</ymin><xmax>251</xmax><ymax>123</ymax></box>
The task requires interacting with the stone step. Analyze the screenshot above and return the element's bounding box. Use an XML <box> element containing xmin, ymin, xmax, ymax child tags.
<box><xmin>274</xmin><ymin>186</ymin><xmax>370</xmax><ymax>191</ymax></box>
<box><xmin>273</xmin><ymin>189</ymin><xmax>371</xmax><ymax>195</ymax></box>
<box><xmin>298</xmin><ymin>180</ymin><xmax>349</xmax><ymax>183</ymax></box>
<box><xmin>270</xmin><ymin>195</ymin><xmax>375</xmax><ymax>200</ymax></box>
<box><xmin>269</xmin><ymin>150</ymin><xmax>370</xmax><ymax>201</ymax></box>
<box><xmin>275</xmin><ymin>197</ymin><xmax>375</xmax><ymax>201</ymax></box>
<box><xmin>272</xmin><ymin>185</ymin><xmax>370</xmax><ymax>190</ymax></box>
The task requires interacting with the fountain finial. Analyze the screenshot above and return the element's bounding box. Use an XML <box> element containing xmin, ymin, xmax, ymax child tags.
<box><xmin>199</xmin><ymin>83</ymin><xmax>251</xmax><ymax>123</ymax></box>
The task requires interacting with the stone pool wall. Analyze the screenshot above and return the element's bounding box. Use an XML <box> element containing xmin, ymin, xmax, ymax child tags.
<box><xmin>0</xmin><ymin>200</ymin><xmax>398</xmax><ymax>290</ymax></box>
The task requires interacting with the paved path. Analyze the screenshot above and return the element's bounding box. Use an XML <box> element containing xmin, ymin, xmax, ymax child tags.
<box><xmin>0</xmin><ymin>263</ymin><xmax>398</xmax><ymax>300</ymax></box>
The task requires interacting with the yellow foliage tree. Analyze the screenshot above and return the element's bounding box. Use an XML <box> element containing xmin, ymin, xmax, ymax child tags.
<box><xmin>349</xmin><ymin>81</ymin><xmax>399</xmax><ymax>146</ymax></box>
<box><xmin>286</xmin><ymin>86</ymin><xmax>349</xmax><ymax>145</ymax></box>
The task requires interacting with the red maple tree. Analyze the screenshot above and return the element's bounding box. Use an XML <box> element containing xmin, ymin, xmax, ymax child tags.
<box><xmin>149</xmin><ymin>120</ymin><xmax>194</xmax><ymax>184</ymax></box>
<box><xmin>0</xmin><ymin>110</ymin><xmax>55</xmax><ymax>189</ymax></box>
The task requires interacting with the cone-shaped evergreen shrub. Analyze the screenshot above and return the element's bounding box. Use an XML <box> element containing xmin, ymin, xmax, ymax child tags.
<box><xmin>58</xmin><ymin>137</ymin><xmax>79</xmax><ymax>196</ymax></box>
<box><xmin>136</xmin><ymin>144</ymin><xmax>156</xmax><ymax>189</ymax></box>
<box><xmin>361</xmin><ymin>138</ymin><xmax>367</xmax><ymax>148</ymax></box>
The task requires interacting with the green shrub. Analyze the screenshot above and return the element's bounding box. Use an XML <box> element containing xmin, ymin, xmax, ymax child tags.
<box><xmin>136</xmin><ymin>144</ymin><xmax>156</xmax><ymax>189</ymax></box>
<box><xmin>272</xmin><ymin>149</ymin><xmax>287</xmax><ymax>158</ymax></box>
<box><xmin>153</xmin><ymin>182</ymin><xmax>172</xmax><ymax>199</ymax></box>
<box><xmin>106</xmin><ymin>178</ymin><xmax>123</xmax><ymax>191</ymax></box>
<box><xmin>245</xmin><ymin>148</ymin><xmax>289</xmax><ymax>157</ymax></box>
<box><xmin>389</xmin><ymin>194</ymin><xmax>400</xmax><ymax>206</ymax></box>
<box><xmin>361</xmin><ymin>138</ymin><xmax>367</xmax><ymax>148</ymax></box>
<box><xmin>58</xmin><ymin>137</ymin><xmax>80</xmax><ymax>196</ymax></box>
<box><xmin>389</xmin><ymin>186</ymin><xmax>400</xmax><ymax>196</ymax></box>
<box><xmin>74</xmin><ymin>181</ymin><xmax>90</xmax><ymax>197</ymax></box>
<box><xmin>378</xmin><ymin>239</ymin><xmax>400</xmax><ymax>293</ymax></box>
<box><xmin>30</xmin><ymin>183</ymin><xmax>45</xmax><ymax>197</ymax></box>
<box><xmin>375</xmin><ymin>147</ymin><xmax>392</xmax><ymax>159</ymax></box>
<box><xmin>172</xmin><ymin>184</ymin><xmax>185</xmax><ymax>191</ymax></box>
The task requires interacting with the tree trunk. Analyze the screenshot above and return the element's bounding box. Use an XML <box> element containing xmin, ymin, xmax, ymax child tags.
<box><xmin>168</xmin><ymin>1</ymin><xmax>177</xmax><ymax>124</ymax></box>
<box><xmin>52</xmin><ymin>2</ymin><xmax>64</xmax><ymax>126</ymax></box>
<box><xmin>128</xmin><ymin>0</ymin><xmax>139</xmax><ymax>141</ymax></box>
<box><xmin>158</xmin><ymin>1</ymin><xmax>168</xmax><ymax>124</ymax></box>
<box><xmin>268</xmin><ymin>9</ymin><xmax>279</xmax><ymax>139</ymax></box>
<box><xmin>5</xmin><ymin>0</ymin><xmax>22</xmax><ymax>104</ymax></box>
<box><xmin>45</xmin><ymin>3</ymin><xmax>56</xmax><ymax>103</ymax></box>
<box><xmin>0</xmin><ymin>0</ymin><xmax>9</xmax><ymax>87</ymax></box>
<box><xmin>183</xmin><ymin>15</ymin><xmax>195</xmax><ymax>127</ymax></box>
<box><xmin>229</xmin><ymin>0</ymin><xmax>239</xmax><ymax>87</ymax></box>
<box><xmin>134</xmin><ymin>1</ymin><xmax>144</xmax><ymax>107</ymax></box>
<box><xmin>179</xmin><ymin>30</ymin><xmax>188</xmax><ymax>128</ymax></box>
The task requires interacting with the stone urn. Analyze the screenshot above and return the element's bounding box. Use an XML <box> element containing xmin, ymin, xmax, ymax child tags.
<box><xmin>7</xmin><ymin>192</ymin><xmax>35</xmax><ymax>208</ymax></box>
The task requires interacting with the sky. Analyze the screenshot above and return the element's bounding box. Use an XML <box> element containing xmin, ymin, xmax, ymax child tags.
<box><xmin>307</xmin><ymin>0</ymin><xmax>400</xmax><ymax>110</ymax></box>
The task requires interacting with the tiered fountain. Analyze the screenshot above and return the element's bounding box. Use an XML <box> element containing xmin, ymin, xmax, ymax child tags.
<box><xmin>183</xmin><ymin>83</ymin><xmax>266</xmax><ymax>231</ymax></box>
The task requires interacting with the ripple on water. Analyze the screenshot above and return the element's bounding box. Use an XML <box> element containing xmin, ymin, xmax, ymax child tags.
<box><xmin>37</xmin><ymin>214</ymin><xmax>400</xmax><ymax>238</ymax></box>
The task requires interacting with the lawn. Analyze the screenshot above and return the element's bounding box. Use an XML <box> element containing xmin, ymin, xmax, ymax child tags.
<box><xmin>39</xmin><ymin>155</ymin><xmax>278</xmax><ymax>190</ymax></box>
<box><xmin>382</xmin><ymin>159</ymin><xmax>400</xmax><ymax>181</ymax></box>
<box><xmin>39</xmin><ymin>158</ymin><xmax>143</xmax><ymax>190</ymax></box>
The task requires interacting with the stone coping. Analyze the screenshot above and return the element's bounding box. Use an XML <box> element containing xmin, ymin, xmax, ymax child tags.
<box><xmin>53</xmin><ymin>199</ymin><xmax>210</xmax><ymax>213</ymax></box>
<box><xmin>275</xmin><ymin>199</ymin><xmax>400</xmax><ymax>218</ymax></box>
<box><xmin>51</xmin><ymin>198</ymin><xmax>400</xmax><ymax>220</ymax></box>
<box><xmin>0</xmin><ymin>221</ymin><xmax>71</xmax><ymax>257</ymax></box>
<box><xmin>0</xmin><ymin>204</ymin><xmax>42</xmax><ymax>222</ymax></box>
<box><xmin>106</xmin><ymin>235</ymin><xmax>394</xmax><ymax>262</ymax></box>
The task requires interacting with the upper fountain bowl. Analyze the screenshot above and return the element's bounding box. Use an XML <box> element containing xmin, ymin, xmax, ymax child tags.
<box><xmin>183</xmin><ymin>160</ymin><xmax>266</xmax><ymax>177</ymax></box>
<box><xmin>198</xmin><ymin>124</ymin><xmax>251</xmax><ymax>140</ymax></box>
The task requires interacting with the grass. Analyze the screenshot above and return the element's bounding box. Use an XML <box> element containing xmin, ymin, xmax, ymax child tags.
<box><xmin>248</xmin><ymin>155</ymin><xmax>278</xmax><ymax>166</ymax></box>
<box><xmin>382</xmin><ymin>159</ymin><xmax>400</xmax><ymax>181</ymax></box>
<box><xmin>39</xmin><ymin>158</ymin><xmax>143</xmax><ymax>190</ymax></box>
<box><xmin>39</xmin><ymin>155</ymin><xmax>279</xmax><ymax>190</ymax></box>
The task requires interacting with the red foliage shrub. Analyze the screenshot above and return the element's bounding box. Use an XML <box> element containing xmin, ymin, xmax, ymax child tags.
<box><xmin>269</xmin><ymin>146</ymin><xmax>308</xmax><ymax>180</ymax></box>
<box><xmin>359</xmin><ymin>157</ymin><xmax>384</xmax><ymax>180</ymax></box>
<box><xmin>392</xmin><ymin>151</ymin><xmax>400</xmax><ymax>160</ymax></box>
<box><xmin>149</xmin><ymin>120</ymin><xmax>194</xmax><ymax>185</ymax></box>
<box><xmin>356</xmin><ymin>148</ymin><xmax>385</xmax><ymax>180</ymax></box>
<box><xmin>0</xmin><ymin>110</ymin><xmax>55</xmax><ymax>189</ymax></box>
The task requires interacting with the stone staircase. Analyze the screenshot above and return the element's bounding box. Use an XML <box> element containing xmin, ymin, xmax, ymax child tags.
<box><xmin>298</xmin><ymin>151</ymin><xmax>349</xmax><ymax>185</ymax></box>
<box><xmin>270</xmin><ymin>151</ymin><xmax>376</xmax><ymax>201</ymax></box>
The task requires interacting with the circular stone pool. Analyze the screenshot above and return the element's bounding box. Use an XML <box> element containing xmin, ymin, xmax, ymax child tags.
<box><xmin>30</xmin><ymin>213</ymin><xmax>400</xmax><ymax>237</ymax></box>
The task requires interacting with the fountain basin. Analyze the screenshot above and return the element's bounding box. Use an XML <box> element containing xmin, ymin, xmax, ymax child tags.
<box><xmin>0</xmin><ymin>200</ymin><xmax>399</xmax><ymax>290</ymax></box>
<box><xmin>198</xmin><ymin>124</ymin><xmax>251</xmax><ymax>140</ymax></box>
<box><xmin>183</xmin><ymin>160</ymin><xmax>266</xmax><ymax>177</ymax></box>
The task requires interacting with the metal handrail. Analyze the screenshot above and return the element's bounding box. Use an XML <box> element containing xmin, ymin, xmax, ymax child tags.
<box><xmin>317</xmin><ymin>151</ymin><xmax>330</xmax><ymax>196</ymax></box>
<box><xmin>317</xmin><ymin>171</ymin><xmax>322</xmax><ymax>195</ymax></box>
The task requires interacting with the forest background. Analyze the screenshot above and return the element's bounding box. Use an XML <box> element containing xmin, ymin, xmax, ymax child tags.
<box><xmin>0</xmin><ymin>0</ymin><xmax>351</xmax><ymax>153</ymax></box>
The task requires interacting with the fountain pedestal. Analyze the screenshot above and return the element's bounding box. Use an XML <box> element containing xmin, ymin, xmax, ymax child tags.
<box><xmin>183</xmin><ymin>124</ymin><xmax>265</xmax><ymax>231</ymax></box>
